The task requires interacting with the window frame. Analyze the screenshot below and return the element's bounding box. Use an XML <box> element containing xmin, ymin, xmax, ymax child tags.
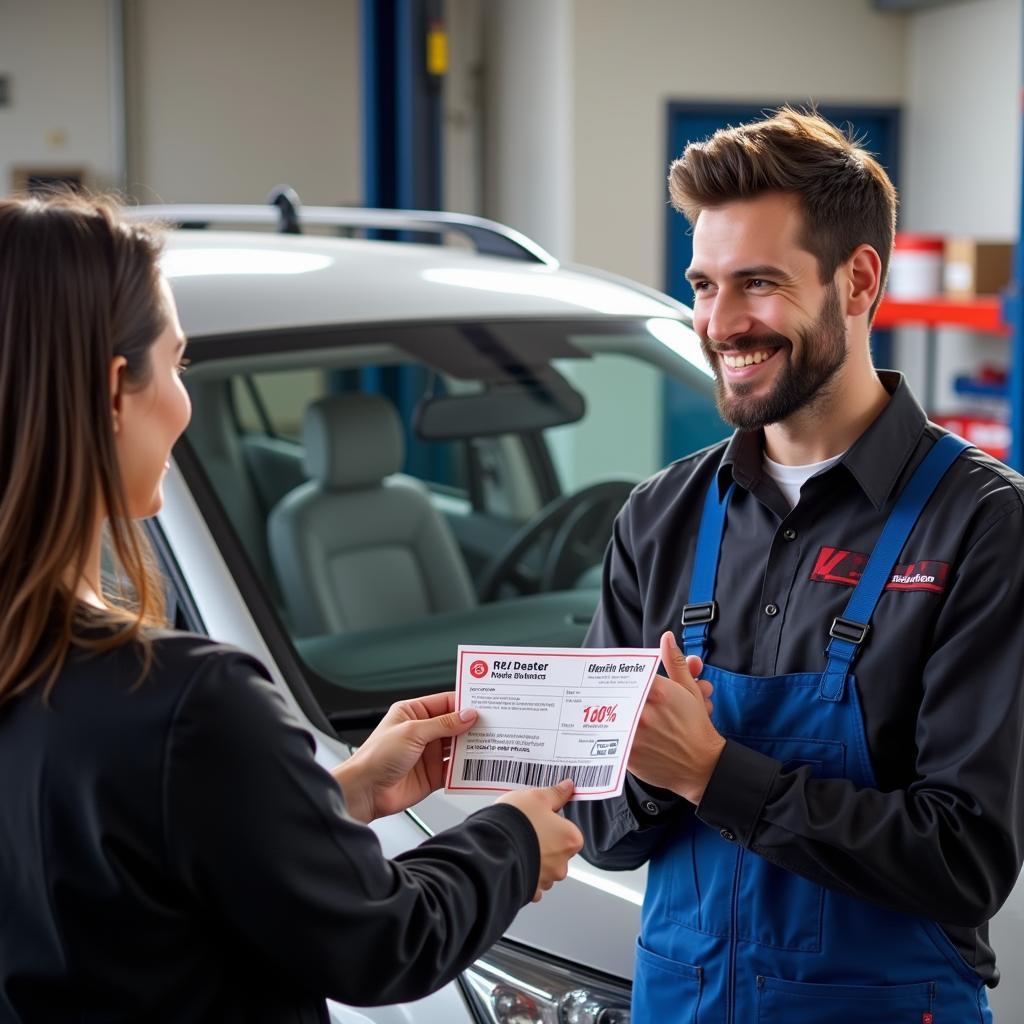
<box><xmin>169</xmin><ymin>315</ymin><xmax>705</xmax><ymax>730</ymax></box>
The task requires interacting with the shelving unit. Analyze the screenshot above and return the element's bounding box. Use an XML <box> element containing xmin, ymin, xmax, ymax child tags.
<box><xmin>873</xmin><ymin>296</ymin><xmax>1013</xmax><ymax>461</ymax></box>
<box><xmin>1007</xmin><ymin>29</ymin><xmax>1024</xmax><ymax>470</ymax></box>
<box><xmin>874</xmin><ymin>296</ymin><xmax>1010</xmax><ymax>336</ymax></box>
<box><xmin>953</xmin><ymin>376</ymin><xmax>1008</xmax><ymax>400</ymax></box>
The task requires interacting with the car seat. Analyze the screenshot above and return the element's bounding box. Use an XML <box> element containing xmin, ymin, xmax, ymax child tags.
<box><xmin>267</xmin><ymin>393</ymin><xmax>477</xmax><ymax>637</ymax></box>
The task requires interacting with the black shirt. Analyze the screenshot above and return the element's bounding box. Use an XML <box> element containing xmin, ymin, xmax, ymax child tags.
<box><xmin>567</xmin><ymin>372</ymin><xmax>1024</xmax><ymax>986</ymax></box>
<box><xmin>0</xmin><ymin>632</ymin><xmax>539</xmax><ymax>1022</ymax></box>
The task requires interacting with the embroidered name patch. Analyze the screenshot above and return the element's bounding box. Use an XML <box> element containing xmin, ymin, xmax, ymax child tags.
<box><xmin>810</xmin><ymin>546</ymin><xmax>949</xmax><ymax>594</ymax></box>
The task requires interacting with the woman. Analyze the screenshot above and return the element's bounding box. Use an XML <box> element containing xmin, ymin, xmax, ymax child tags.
<box><xmin>0</xmin><ymin>194</ymin><xmax>583</xmax><ymax>1022</ymax></box>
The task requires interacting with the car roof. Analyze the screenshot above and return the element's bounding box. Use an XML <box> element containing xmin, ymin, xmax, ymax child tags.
<box><xmin>160</xmin><ymin>231</ymin><xmax>690</xmax><ymax>339</ymax></box>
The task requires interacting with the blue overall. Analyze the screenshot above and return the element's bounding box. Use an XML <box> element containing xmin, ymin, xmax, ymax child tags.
<box><xmin>635</xmin><ymin>434</ymin><xmax>994</xmax><ymax>1023</ymax></box>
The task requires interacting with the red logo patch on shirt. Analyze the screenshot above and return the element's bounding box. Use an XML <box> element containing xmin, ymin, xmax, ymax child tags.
<box><xmin>810</xmin><ymin>546</ymin><xmax>949</xmax><ymax>594</ymax></box>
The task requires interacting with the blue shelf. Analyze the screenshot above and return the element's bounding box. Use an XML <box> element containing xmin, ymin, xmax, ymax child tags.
<box><xmin>953</xmin><ymin>377</ymin><xmax>1009</xmax><ymax>400</ymax></box>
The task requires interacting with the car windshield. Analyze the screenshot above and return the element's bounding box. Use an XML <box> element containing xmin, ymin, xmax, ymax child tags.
<box><xmin>177</xmin><ymin>315</ymin><xmax>725</xmax><ymax>730</ymax></box>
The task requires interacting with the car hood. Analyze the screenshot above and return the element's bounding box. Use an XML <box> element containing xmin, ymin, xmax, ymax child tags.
<box><xmin>411</xmin><ymin>788</ymin><xmax>644</xmax><ymax>980</ymax></box>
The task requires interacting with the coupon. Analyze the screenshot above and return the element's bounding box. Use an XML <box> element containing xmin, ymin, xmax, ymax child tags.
<box><xmin>445</xmin><ymin>645</ymin><xmax>661</xmax><ymax>801</ymax></box>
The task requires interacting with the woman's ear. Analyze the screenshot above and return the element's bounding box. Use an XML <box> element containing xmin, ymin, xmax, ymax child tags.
<box><xmin>108</xmin><ymin>356</ymin><xmax>128</xmax><ymax>435</ymax></box>
<box><xmin>844</xmin><ymin>244</ymin><xmax>883</xmax><ymax>319</ymax></box>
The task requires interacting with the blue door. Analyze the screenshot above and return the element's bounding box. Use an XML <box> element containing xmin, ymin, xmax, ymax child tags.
<box><xmin>662</xmin><ymin>103</ymin><xmax>901</xmax><ymax>463</ymax></box>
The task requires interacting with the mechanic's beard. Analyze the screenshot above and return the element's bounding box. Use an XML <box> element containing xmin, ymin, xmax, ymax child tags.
<box><xmin>703</xmin><ymin>283</ymin><xmax>848</xmax><ymax>431</ymax></box>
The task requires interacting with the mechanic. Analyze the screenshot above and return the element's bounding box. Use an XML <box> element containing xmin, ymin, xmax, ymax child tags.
<box><xmin>0</xmin><ymin>193</ymin><xmax>583</xmax><ymax>1023</ymax></box>
<box><xmin>567</xmin><ymin>108</ymin><xmax>1024</xmax><ymax>1022</ymax></box>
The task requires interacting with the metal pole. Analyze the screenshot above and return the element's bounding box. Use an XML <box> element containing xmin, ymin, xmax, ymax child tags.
<box><xmin>107</xmin><ymin>0</ymin><xmax>127</xmax><ymax>192</ymax></box>
<box><xmin>1009</xmin><ymin>13</ymin><xmax>1024</xmax><ymax>470</ymax></box>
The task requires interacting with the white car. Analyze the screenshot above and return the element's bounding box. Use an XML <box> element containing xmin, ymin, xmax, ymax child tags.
<box><xmin>129</xmin><ymin>196</ymin><xmax>1020</xmax><ymax>1021</ymax></box>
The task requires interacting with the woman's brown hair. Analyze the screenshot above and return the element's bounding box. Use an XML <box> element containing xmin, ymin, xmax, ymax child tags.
<box><xmin>668</xmin><ymin>107</ymin><xmax>898</xmax><ymax>321</ymax></box>
<box><xmin>0</xmin><ymin>193</ymin><xmax>168</xmax><ymax>704</ymax></box>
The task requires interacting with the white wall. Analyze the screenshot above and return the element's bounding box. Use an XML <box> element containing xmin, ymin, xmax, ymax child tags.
<box><xmin>483</xmin><ymin>0</ymin><xmax>573</xmax><ymax>260</ymax></box>
<box><xmin>0</xmin><ymin>0</ymin><xmax>120</xmax><ymax>195</ymax></box>
<box><xmin>124</xmin><ymin>0</ymin><xmax>361</xmax><ymax>206</ymax></box>
<box><xmin>443</xmin><ymin>0</ymin><xmax>485</xmax><ymax>216</ymax></box>
<box><xmin>902</xmin><ymin>0</ymin><xmax>1020</xmax><ymax>236</ymax></box>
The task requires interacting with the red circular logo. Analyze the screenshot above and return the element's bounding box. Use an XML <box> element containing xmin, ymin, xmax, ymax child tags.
<box><xmin>469</xmin><ymin>660</ymin><xmax>489</xmax><ymax>679</ymax></box>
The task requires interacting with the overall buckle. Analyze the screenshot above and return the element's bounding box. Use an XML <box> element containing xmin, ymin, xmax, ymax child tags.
<box><xmin>681</xmin><ymin>602</ymin><xmax>718</xmax><ymax>627</ymax></box>
<box><xmin>829</xmin><ymin>616</ymin><xmax>870</xmax><ymax>645</ymax></box>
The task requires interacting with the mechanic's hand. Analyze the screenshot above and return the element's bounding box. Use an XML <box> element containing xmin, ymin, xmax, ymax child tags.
<box><xmin>334</xmin><ymin>692</ymin><xmax>477</xmax><ymax>823</ymax></box>
<box><xmin>627</xmin><ymin>631</ymin><xmax>725</xmax><ymax>805</ymax></box>
<box><xmin>497</xmin><ymin>780</ymin><xmax>584</xmax><ymax>903</ymax></box>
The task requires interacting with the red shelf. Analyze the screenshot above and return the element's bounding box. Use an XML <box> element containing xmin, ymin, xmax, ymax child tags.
<box><xmin>874</xmin><ymin>295</ymin><xmax>1010</xmax><ymax>335</ymax></box>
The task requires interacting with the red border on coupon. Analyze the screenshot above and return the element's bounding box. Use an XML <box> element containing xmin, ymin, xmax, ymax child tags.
<box><xmin>445</xmin><ymin>648</ymin><xmax>660</xmax><ymax>797</ymax></box>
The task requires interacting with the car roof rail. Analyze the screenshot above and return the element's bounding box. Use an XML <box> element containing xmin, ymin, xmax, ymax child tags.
<box><xmin>124</xmin><ymin>187</ymin><xmax>558</xmax><ymax>267</ymax></box>
<box><xmin>268</xmin><ymin>184</ymin><xmax>302</xmax><ymax>235</ymax></box>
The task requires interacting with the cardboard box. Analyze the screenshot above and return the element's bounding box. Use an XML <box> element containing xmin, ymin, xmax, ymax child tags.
<box><xmin>943</xmin><ymin>238</ymin><xmax>1014</xmax><ymax>298</ymax></box>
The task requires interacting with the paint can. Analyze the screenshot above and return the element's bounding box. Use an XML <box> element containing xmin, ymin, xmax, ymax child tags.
<box><xmin>888</xmin><ymin>234</ymin><xmax>944</xmax><ymax>298</ymax></box>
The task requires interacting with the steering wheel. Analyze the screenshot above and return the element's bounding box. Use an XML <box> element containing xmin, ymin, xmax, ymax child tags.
<box><xmin>476</xmin><ymin>480</ymin><xmax>635</xmax><ymax>602</ymax></box>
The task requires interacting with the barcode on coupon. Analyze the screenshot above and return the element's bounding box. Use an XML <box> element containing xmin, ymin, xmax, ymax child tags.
<box><xmin>461</xmin><ymin>758</ymin><xmax>614</xmax><ymax>788</ymax></box>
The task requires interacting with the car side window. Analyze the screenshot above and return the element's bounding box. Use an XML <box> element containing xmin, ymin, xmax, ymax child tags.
<box><xmin>232</xmin><ymin>371</ymin><xmax>328</xmax><ymax>441</ymax></box>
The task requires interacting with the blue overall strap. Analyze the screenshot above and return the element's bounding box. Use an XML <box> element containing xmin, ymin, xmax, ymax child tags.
<box><xmin>680</xmin><ymin>478</ymin><xmax>736</xmax><ymax>660</ymax></box>
<box><xmin>819</xmin><ymin>433</ymin><xmax>970</xmax><ymax>702</ymax></box>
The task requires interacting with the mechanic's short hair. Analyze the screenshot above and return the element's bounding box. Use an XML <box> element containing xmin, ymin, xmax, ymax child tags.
<box><xmin>668</xmin><ymin>107</ymin><xmax>897</xmax><ymax>320</ymax></box>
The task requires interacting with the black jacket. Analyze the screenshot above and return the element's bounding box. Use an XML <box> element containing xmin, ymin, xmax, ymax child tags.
<box><xmin>567</xmin><ymin>372</ymin><xmax>1024</xmax><ymax>986</ymax></box>
<box><xmin>0</xmin><ymin>632</ymin><xmax>539</xmax><ymax>1022</ymax></box>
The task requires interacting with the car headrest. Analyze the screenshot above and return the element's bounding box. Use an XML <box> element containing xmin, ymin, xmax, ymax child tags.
<box><xmin>302</xmin><ymin>393</ymin><xmax>404</xmax><ymax>489</ymax></box>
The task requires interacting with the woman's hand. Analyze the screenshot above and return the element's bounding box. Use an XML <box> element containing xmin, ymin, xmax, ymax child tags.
<box><xmin>497</xmin><ymin>780</ymin><xmax>584</xmax><ymax>902</ymax></box>
<box><xmin>333</xmin><ymin>692</ymin><xmax>478</xmax><ymax>823</ymax></box>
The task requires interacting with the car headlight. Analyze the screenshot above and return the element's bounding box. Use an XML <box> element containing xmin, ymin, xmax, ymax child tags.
<box><xmin>462</xmin><ymin>940</ymin><xmax>631</xmax><ymax>1024</ymax></box>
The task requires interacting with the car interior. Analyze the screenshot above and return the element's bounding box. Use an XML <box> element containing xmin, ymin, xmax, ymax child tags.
<box><xmin>174</xmin><ymin>317</ymin><xmax>716</xmax><ymax>727</ymax></box>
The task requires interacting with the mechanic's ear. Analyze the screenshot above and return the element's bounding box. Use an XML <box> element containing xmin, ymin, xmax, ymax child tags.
<box><xmin>844</xmin><ymin>244</ymin><xmax>882</xmax><ymax>320</ymax></box>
